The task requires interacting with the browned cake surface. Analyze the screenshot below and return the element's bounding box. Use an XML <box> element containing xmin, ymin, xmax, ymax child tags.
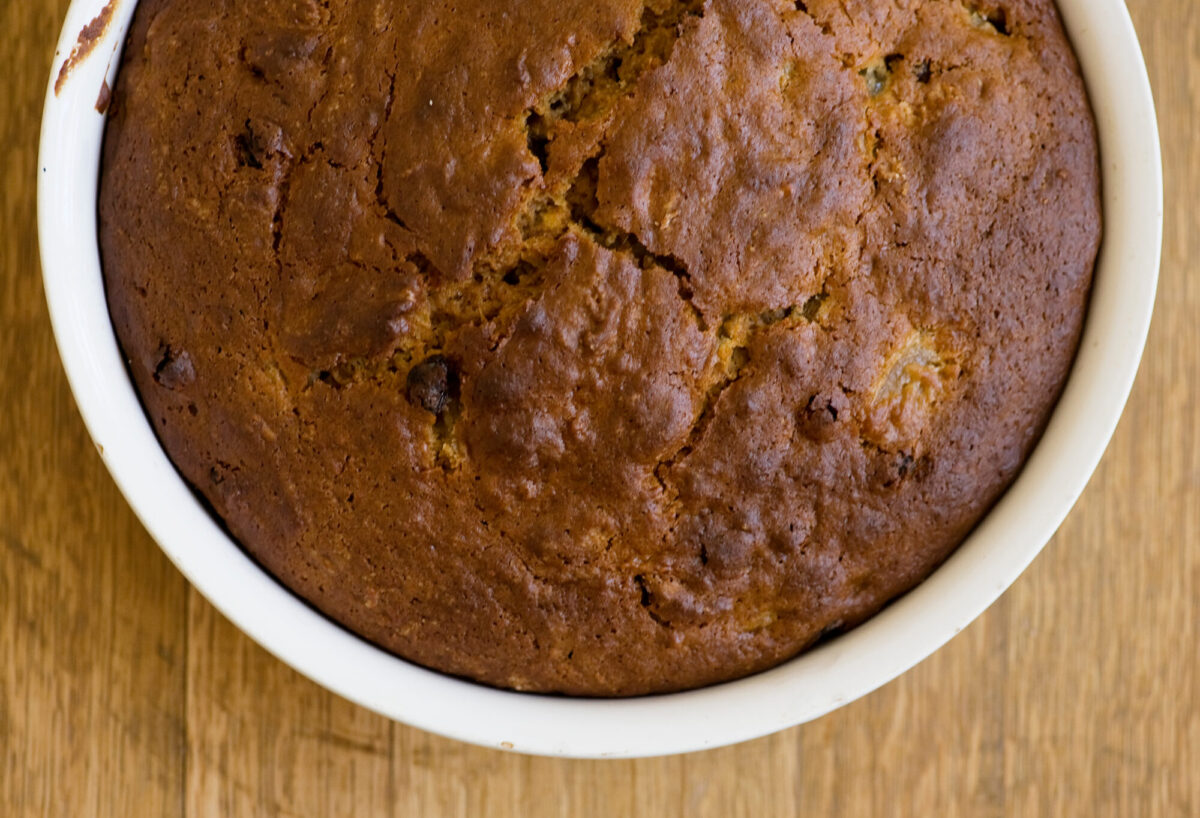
<box><xmin>99</xmin><ymin>0</ymin><xmax>1100</xmax><ymax>695</ymax></box>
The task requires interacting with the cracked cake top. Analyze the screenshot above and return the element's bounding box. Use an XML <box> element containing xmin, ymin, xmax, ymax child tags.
<box><xmin>100</xmin><ymin>0</ymin><xmax>1100</xmax><ymax>694</ymax></box>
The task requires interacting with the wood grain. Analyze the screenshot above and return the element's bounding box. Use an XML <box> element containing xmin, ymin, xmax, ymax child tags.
<box><xmin>2</xmin><ymin>1</ymin><xmax>1196</xmax><ymax>815</ymax></box>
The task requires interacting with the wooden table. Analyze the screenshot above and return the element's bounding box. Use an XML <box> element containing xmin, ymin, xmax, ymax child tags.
<box><xmin>3</xmin><ymin>2</ymin><xmax>1196</xmax><ymax>815</ymax></box>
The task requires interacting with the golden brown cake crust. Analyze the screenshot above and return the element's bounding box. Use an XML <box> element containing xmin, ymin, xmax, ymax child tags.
<box><xmin>100</xmin><ymin>0</ymin><xmax>1100</xmax><ymax>695</ymax></box>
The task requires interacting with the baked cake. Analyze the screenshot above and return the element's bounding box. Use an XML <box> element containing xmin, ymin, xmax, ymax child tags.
<box><xmin>99</xmin><ymin>0</ymin><xmax>1101</xmax><ymax>695</ymax></box>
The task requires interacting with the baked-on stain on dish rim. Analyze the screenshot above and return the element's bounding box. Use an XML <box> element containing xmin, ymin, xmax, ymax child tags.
<box><xmin>53</xmin><ymin>0</ymin><xmax>116</xmax><ymax>96</ymax></box>
<box><xmin>40</xmin><ymin>0</ymin><xmax>1161</xmax><ymax>756</ymax></box>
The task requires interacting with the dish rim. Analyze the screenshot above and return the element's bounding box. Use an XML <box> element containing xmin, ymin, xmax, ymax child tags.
<box><xmin>38</xmin><ymin>0</ymin><xmax>1162</xmax><ymax>758</ymax></box>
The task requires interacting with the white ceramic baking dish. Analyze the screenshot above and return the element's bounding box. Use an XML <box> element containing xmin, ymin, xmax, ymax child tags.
<box><xmin>39</xmin><ymin>0</ymin><xmax>1162</xmax><ymax>758</ymax></box>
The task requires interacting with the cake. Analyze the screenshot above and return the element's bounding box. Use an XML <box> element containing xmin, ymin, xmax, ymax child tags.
<box><xmin>99</xmin><ymin>0</ymin><xmax>1101</xmax><ymax>695</ymax></box>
